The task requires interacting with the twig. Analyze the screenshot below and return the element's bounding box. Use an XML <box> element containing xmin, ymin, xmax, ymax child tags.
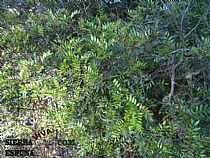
<box><xmin>183</xmin><ymin>1</ymin><xmax>210</xmax><ymax>39</ymax></box>
<box><xmin>160</xmin><ymin>0</ymin><xmax>172</xmax><ymax>14</ymax></box>
<box><xmin>168</xmin><ymin>49</ymin><xmax>184</xmax><ymax>56</ymax></box>
<box><xmin>180</xmin><ymin>0</ymin><xmax>191</xmax><ymax>35</ymax></box>
<box><xmin>167</xmin><ymin>48</ymin><xmax>189</xmax><ymax>56</ymax></box>
<box><xmin>168</xmin><ymin>60</ymin><xmax>175</xmax><ymax>104</ymax></box>
<box><xmin>83</xmin><ymin>3</ymin><xmax>91</xmax><ymax>16</ymax></box>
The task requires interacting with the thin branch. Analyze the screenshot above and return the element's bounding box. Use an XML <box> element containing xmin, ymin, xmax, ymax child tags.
<box><xmin>180</xmin><ymin>0</ymin><xmax>191</xmax><ymax>34</ymax></box>
<box><xmin>183</xmin><ymin>1</ymin><xmax>210</xmax><ymax>39</ymax></box>
<box><xmin>168</xmin><ymin>48</ymin><xmax>189</xmax><ymax>56</ymax></box>
<box><xmin>168</xmin><ymin>61</ymin><xmax>175</xmax><ymax>104</ymax></box>
<box><xmin>160</xmin><ymin>0</ymin><xmax>172</xmax><ymax>14</ymax></box>
<box><xmin>169</xmin><ymin>49</ymin><xmax>184</xmax><ymax>56</ymax></box>
<box><xmin>83</xmin><ymin>3</ymin><xmax>91</xmax><ymax>16</ymax></box>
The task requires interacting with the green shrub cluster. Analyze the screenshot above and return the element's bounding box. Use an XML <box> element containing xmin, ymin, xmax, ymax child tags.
<box><xmin>0</xmin><ymin>0</ymin><xmax>209</xmax><ymax>157</ymax></box>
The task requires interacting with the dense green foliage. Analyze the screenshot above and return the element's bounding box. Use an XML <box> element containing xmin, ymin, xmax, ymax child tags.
<box><xmin>0</xmin><ymin>0</ymin><xmax>209</xmax><ymax>157</ymax></box>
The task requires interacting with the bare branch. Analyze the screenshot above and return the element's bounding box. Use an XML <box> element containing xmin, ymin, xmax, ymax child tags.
<box><xmin>160</xmin><ymin>0</ymin><xmax>172</xmax><ymax>14</ymax></box>
<box><xmin>168</xmin><ymin>48</ymin><xmax>189</xmax><ymax>56</ymax></box>
<box><xmin>168</xmin><ymin>60</ymin><xmax>175</xmax><ymax>104</ymax></box>
<box><xmin>180</xmin><ymin>0</ymin><xmax>191</xmax><ymax>35</ymax></box>
<box><xmin>183</xmin><ymin>2</ymin><xmax>210</xmax><ymax>39</ymax></box>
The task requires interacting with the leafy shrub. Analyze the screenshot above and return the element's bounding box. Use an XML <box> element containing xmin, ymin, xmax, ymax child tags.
<box><xmin>0</xmin><ymin>0</ymin><xmax>209</xmax><ymax>157</ymax></box>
